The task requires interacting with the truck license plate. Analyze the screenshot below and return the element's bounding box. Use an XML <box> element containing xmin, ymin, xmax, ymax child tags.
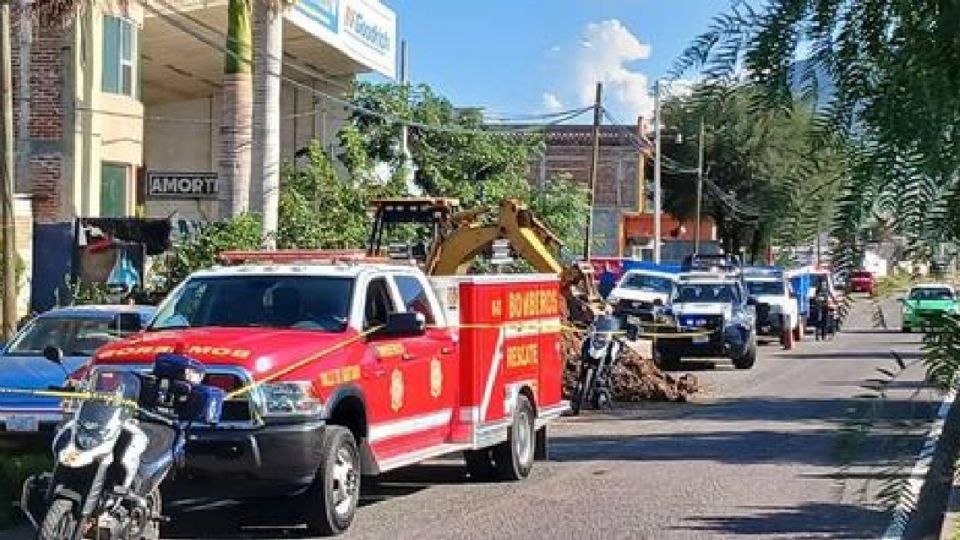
<box><xmin>692</xmin><ymin>335</ymin><xmax>709</xmax><ymax>344</ymax></box>
<box><xmin>6</xmin><ymin>416</ymin><xmax>39</xmax><ymax>432</ymax></box>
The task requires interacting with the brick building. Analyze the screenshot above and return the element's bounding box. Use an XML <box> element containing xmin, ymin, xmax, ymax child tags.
<box><xmin>12</xmin><ymin>0</ymin><xmax>397</xmax><ymax>312</ymax></box>
<box><xmin>528</xmin><ymin>123</ymin><xmax>715</xmax><ymax>258</ymax></box>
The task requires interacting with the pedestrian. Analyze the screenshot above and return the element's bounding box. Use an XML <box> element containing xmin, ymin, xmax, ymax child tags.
<box><xmin>599</xmin><ymin>263</ymin><xmax>617</xmax><ymax>299</ymax></box>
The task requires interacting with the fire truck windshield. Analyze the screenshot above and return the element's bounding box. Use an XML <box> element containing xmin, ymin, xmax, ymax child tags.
<box><xmin>150</xmin><ymin>275</ymin><xmax>354</xmax><ymax>332</ymax></box>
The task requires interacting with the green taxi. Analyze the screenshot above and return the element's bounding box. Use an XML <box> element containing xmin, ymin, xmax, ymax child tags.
<box><xmin>901</xmin><ymin>284</ymin><xmax>958</xmax><ymax>332</ymax></box>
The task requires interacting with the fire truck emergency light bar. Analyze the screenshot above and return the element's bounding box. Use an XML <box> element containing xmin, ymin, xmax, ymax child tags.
<box><xmin>218</xmin><ymin>250</ymin><xmax>394</xmax><ymax>266</ymax></box>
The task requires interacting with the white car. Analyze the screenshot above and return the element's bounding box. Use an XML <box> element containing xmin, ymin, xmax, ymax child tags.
<box><xmin>745</xmin><ymin>273</ymin><xmax>801</xmax><ymax>348</ymax></box>
<box><xmin>607</xmin><ymin>269</ymin><xmax>677</xmax><ymax>322</ymax></box>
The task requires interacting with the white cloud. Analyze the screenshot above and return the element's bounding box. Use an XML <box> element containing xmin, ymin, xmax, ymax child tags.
<box><xmin>542</xmin><ymin>19</ymin><xmax>656</xmax><ymax>122</ymax></box>
<box><xmin>541</xmin><ymin>92</ymin><xmax>564</xmax><ymax>112</ymax></box>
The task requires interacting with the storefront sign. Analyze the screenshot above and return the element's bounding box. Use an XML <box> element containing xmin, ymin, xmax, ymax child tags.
<box><xmin>295</xmin><ymin>0</ymin><xmax>338</xmax><ymax>33</ymax></box>
<box><xmin>147</xmin><ymin>171</ymin><xmax>218</xmax><ymax>199</ymax></box>
<box><xmin>289</xmin><ymin>0</ymin><xmax>397</xmax><ymax>79</ymax></box>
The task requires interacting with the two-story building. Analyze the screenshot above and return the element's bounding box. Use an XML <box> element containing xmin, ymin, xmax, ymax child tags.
<box><xmin>15</xmin><ymin>0</ymin><xmax>397</xmax><ymax>312</ymax></box>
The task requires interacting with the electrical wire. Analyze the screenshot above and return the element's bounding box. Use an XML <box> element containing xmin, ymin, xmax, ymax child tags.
<box><xmin>600</xmin><ymin>107</ymin><xmax>763</xmax><ymax>221</ymax></box>
<box><xmin>142</xmin><ymin>2</ymin><xmax>595</xmax><ymax>136</ymax></box>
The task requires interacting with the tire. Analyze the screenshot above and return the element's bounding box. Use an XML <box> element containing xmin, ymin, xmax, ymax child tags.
<box><xmin>572</xmin><ymin>367</ymin><xmax>594</xmax><ymax>416</ymax></box>
<box><xmin>305</xmin><ymin>426</ymin><xmax>361</xmax><ymax>536</ymax></box>
<box><xmin>38</xmin><ymin>498</ymin><xmax>77</xmax><ymax>540</ymax></box>
<box><xmin>782</xmin><ymin>316</ymin><xmax>795</xmax><ymax>350</ymax></box>
<box><xmin>658</xmin><ymin>352</ymin><xmax>681</xmax><ymax>371</ymax></box>
<box><xmin>733</xmin><ymin>344</ymin><xmax>757</xmax><ymax>370</ymax></box>
<box><xmin>463</xmin><ymin>448</ymin><xmax>497</xmax><ymax>481</ymax></box>
<box><xmin>140</xmin><ymin>488</ymin><xmax>162</xmax><ymax>540</ymax></box>
<box><xmin>493</xmin><ymin>394</ymin><xmax>536</xmax><ymax>481</ymax></box>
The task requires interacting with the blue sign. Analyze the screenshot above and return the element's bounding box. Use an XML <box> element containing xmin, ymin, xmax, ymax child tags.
<box><xmin>296</xmin><ymin>0</ymin><xmax>339</xmax><ymax>33</ymax></box>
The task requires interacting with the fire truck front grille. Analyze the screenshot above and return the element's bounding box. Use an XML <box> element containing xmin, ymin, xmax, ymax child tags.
<box><xmin>203</xmin><ymin>373</ymin><xmax>253</xmax><ymax>423</ymax></box>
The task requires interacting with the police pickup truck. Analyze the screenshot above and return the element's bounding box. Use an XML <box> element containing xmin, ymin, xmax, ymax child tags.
<box><xmin>657</xmin><ymin>267</ymin><xmax>758</xmax><ymax>370</ymax></box>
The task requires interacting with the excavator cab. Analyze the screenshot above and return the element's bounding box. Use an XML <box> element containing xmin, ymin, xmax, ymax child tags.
<box><xmin>365</xmin><ymin>197</ymin><xmax>603</xmax><ymax>319</ymax></box>
<box><xmin>366</xmin><ymin>198</ymin><xmax>460</xmax><ymax>260</ymax></box>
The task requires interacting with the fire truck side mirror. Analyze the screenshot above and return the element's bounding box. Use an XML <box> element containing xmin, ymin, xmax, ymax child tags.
<box><xmin>382</xmin><ymin>312</ymin><xmax>426</xmax><ymax>338</ymax></box>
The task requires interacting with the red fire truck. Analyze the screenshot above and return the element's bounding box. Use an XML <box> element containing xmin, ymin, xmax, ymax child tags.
<box><xmin>88</xmin><ymin>258</ymin><xmax>566</xmax><ymax>535</ymax></box>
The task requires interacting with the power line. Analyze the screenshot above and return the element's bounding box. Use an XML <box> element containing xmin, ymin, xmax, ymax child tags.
<box><xmin>143</xmin><ymin>2</ymin><xmax>595</xmax><ymax>137</ymax></box>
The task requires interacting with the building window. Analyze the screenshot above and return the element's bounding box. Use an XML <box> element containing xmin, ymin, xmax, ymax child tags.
<box><xmin>101</xmin><ymin>163</ymin><xmax>128</xmax><ymax>217</ymax></box>
<box><xmin>102</xmin><ymin>16</ymin><xmax>136</xmax><ymax>96</ymax></box>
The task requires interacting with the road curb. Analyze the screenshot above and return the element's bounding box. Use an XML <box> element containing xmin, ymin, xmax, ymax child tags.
<box><xmin>883</xmin><ymin>385</ymin><xmax>957</xmax><ymax>539</ymax></box>
<box><xmin>940</xmin><ymin>472</ymin><xmax>960</xmax><ymax>540</ymax></box>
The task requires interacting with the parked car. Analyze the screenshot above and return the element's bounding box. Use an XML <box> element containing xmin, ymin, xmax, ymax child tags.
<box><xmin>900</xmin><ymin>284</ymin><xmax>958</xmax><ymax>332</ymax></box>
<box><xmin>849</xmin><ymin>270</ymin><xmax>876</xmax><ymax>294</ymax></box>
<box><xmin>607</xmin><ymin>268</ymin><xmax>677</xmax><ymax>324</ymax></box>
<box><xmin>0</xmin><ymin>305</ymin><xmax>155</xmax><ymax>440</ymax></box>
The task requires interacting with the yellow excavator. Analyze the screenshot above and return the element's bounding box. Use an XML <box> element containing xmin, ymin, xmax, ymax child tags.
<box><xmin>366</xmin><ymin>197</ymin><xmax>602</xmax><ymax>317</ymax></box>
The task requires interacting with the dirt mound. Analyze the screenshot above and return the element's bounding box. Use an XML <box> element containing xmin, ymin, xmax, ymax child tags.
<box><xmin>561</xmin><ymin>328</ymin><xmax>698</xmax><ymax>403</ymax></box>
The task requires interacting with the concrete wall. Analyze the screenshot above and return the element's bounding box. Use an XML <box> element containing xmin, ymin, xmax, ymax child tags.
<box><xmin>143</xmin><ymin>79</ymin><xmax>349</xmax><ymax>221</ymax></box>
<box><xmin>14</xmin><ymin>195</ymin><xmax>32</xmax><ymax>318</ymax></box>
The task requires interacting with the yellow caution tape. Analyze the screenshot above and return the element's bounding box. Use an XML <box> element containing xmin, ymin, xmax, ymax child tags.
<box><xmin>0</xmin><ymin>387</ymin><xmax>139</xmax><ymax>410</ymax></box>
<box><xmin>227</xmin><ymin>325</ymin><xmax>384</xmax><ymax>400</ymax></box>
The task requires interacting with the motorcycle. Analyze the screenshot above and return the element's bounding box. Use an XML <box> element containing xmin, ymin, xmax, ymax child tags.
<box><xmin>21</xmin><ymin>350</ymin><xmax>225</xmax><ymax>540</ymax></box>
<box><xmin>571</xmin><ymin>315</ymin><xmax>638</xmax><ymax>415</ymax></box>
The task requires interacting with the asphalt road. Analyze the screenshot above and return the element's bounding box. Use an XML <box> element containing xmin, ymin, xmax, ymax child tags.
<box><xmin>2</xmin><ymin>298</ymin><xmax>941</xmax><ymax>540</ymax></box>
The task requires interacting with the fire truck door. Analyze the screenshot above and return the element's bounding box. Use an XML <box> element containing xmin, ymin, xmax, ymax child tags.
<box><xmin>362</xmin><ymin>278</ymin><xmax>406</xmax><ymax>434</ymax></box>
<box><xmin>390</xmin><ymin>275</ymin><xmax>457</xmax><ymax>447</ymax></box>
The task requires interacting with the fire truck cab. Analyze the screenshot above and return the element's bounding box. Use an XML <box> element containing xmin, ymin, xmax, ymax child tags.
<box><xmin>90</xmin><ymin>260</ymin><xmax>566</xmax><ymax>535</ymax></box>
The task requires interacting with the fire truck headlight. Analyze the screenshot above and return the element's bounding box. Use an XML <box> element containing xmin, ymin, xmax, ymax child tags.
<box><xmin>260</xmin><ymin>381</ymin><xmax>324</xmax><ymax>418</ymax></box>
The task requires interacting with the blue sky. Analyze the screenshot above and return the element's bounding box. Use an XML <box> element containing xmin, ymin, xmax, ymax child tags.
<box><xmin>379</xmin><ymin>0</ymin><xmax>751</xmax><ymax>123</ymax></box>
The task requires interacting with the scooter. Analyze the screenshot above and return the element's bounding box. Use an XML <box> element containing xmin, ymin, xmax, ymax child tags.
<box><xmin>571</xmin><ymin>315</ymin><xmax>638</xmax><ymax>415</ymax></box>
<box><xmin>21</xmin><ymin>350</ymin><xmax>225</xmax><ymax>540</ymax></box>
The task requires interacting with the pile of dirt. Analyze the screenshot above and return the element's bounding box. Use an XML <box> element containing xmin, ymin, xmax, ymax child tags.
<box><xmin>561</xmin><ymin>328</ymin><xmax>698</xmax><ymax>403</ymax></box>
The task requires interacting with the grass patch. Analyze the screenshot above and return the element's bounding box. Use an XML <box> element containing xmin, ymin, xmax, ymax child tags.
<box><xmin>0</xmin><ymin>450</ymin><xmax>51</xmax><ymax>529</ymax></box>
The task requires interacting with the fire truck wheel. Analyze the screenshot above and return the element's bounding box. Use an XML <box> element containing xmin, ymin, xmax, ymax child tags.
<box><xmin>494</xmin><ymin>394</ymin><xmax>536</xmax><ymax>481</ymax></box>
<box><xmin>306</xmin><ymin>426</ymin><xmax>360</xmax><ymax>536</ymax></box>
<box><xmin>463</xmin><ymin>449</ymin><xmax>497</xmax><ymax>481</ymax></box>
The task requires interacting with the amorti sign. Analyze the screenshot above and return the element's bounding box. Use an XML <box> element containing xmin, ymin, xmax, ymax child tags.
<box><xmin>146</xmin><ymin>171</ymin><xmax>218</xmax><ymax>199</ymax></box>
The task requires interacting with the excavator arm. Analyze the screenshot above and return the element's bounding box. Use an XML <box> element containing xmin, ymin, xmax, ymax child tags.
<box><xmin>427</xmin><ymin>200</ymin><xmax>600</xmax><ymax>315</ymax></box>
<box><xmin>428</xmin><ymin>200</ymin><xmax>563</xmax><ymax>276</ymax></box>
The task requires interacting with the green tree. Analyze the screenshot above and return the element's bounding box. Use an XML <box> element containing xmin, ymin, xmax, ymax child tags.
<box><xmin>673</xmin><ymin>0</ymin><xmax>960</xmax><ymax>270</ymax></box>
<box><xmin>661</xmin><ymin>82</ymin><xmax>842</xmax><ymax>260</ymax></box>
<box><xmin>276</xmin><ymin>141</ymin><xmax>406</xmax><ymax>249</ymax></box>
<box><xmin>342</xmin><ymin>82</ymin><xmax>542</xmax><ymax>209</ymax></box>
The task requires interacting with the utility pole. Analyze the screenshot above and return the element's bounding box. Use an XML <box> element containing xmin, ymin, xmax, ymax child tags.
<box><xmin>399</xmin><ymin>40</ymin><xmax>414</xmax><ymax>186</ymax></box>
<box><xmin>583</xmin><ymin>82</ymin><xmax>602</xmax><ymax>261</ymax></box>
<box><xmin>0</xmin><ymin>1</ymin><xmax>15</xmax><ymax>338</ymax></box>
<box><xmin>653</xmin><ymin>80</ymin><xmax>662</xmax><ymax>263</ymax></box>
<box><xmin>694</xmin><ymin>117</ymin><xmax>704</xmax><ymax>253</ymax></box>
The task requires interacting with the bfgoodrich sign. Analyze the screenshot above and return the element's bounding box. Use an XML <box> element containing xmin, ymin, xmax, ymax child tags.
<box><xmin>147</xmin><ymin>171</ymin><xmax>218</xmax><ymax>199</ymax></box>
<box><xmin>288</xmin><ymin>0</ymin><xmax>397</xmax><ymax>79</ymax></box>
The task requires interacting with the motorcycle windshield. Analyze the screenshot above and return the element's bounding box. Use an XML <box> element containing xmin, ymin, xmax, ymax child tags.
<box><xmin>74</xmin><ymin>371</ymin><xmax>140</xmax><ymax>449</ymax></box>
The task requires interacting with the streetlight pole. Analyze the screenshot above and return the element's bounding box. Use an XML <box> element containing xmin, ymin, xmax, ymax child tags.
<box><xmin>653</xmin><ymin>80</ymin><xmax>662</xmax><ymax>263</ymax></box>
<box><xmin>695</xmin><ymin>117</ymin><xmax>704</xmax><ymax>253</ymax></box>
<box><xmin>584</xmin><ymin>82</ymin><xmax>602</xmax><ymax>261</ymax></box>
<box><xmin>0</xmin><ymin>1</ymin><xmax>15</xmax><ymax>338</ymax></box>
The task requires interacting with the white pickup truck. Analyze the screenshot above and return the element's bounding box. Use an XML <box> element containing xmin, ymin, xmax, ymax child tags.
<box><xmin>744</xmin><ymin>271</ymin><xmax>801</xmax><ymax>349</ymax></box>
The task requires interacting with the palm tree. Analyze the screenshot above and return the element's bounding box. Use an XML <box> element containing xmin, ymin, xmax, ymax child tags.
<box><xmin>251</xmin><ymin>0</ymin><xmax>287</xmax><ymax>249</ymax></box>
<box><xmin>220</xmin><ymin>0</ymin><xmax>253</xmax><ymax>218</ymax></box>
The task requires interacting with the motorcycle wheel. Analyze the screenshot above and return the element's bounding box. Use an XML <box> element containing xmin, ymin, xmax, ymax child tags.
<box><xmin>573</xmin><ymin>367</ymin><xmax>595</xmax><ymax>415</ymax></box>
<box><xmin>38</xmin><ymin>498</ymin><xmax>77</xmax><ymax>540</ymax></box>
<box><xmin>133</xmin><ymin>488</ymin><xmax>162</xmax><ymax>540</ymax></box>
